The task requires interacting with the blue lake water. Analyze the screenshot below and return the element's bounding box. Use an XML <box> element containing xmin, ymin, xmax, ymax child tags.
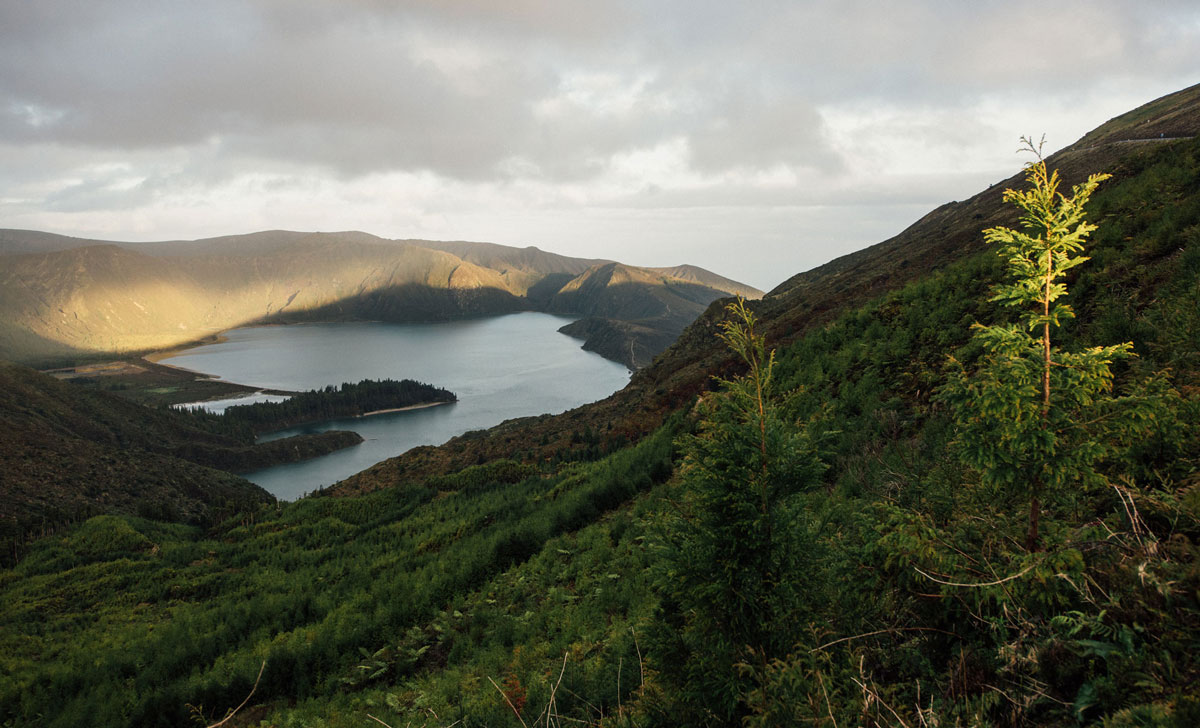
<box><xmin>159</xmin><ymin>314</ymin><xmax>631</xmax><ymax>500</ymax></box>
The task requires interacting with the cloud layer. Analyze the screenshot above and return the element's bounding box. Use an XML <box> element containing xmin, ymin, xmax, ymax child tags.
<box><xmin>3</xmin><ymin>1</ymin><xmax>1198</xmax><ymax>288</ymax></box>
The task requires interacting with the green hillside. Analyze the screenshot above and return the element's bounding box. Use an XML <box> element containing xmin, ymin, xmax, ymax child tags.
<box><xmin>0</xmin><ymin>362</ymin><xmax>393</xmax><ymax>557</ymax></box>
<box><xmin>1</xmin><ymin>87</ymin><xmax>1199</xmax><ymax>727</ymax></box>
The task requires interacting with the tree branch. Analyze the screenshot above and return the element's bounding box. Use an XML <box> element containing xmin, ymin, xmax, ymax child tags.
<box><xmin>205</xmin><ymin>660</ymin><xmax>266</xmax><ymax>728</ymax></box>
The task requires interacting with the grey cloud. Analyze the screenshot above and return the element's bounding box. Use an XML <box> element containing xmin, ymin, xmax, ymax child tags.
<box><xmin>685</xmin><ymin>86</ymin><xmax>840</xmax><ymax>173</ymax></box>
<box><xmin>0</xmin><ymin>0</ymin><xmax>852</xmax><ymax>180</ymax></box>
<box><xmin>1</xmin><ymin>3</ymin><xmax>543</xmax><ymax>167</ymax></box>
<box><xmin>42</xmin><ymin>177</ymin><xmax>150</xmax><ymax>213</ymax></box>
<box><xmin>1</xmin><ymin>0</ymin><xmax>1198</xmax><ymax>239</ymax></box>
<box><xmin>600</xmin><ymin>169</ymin><xmax>1004</xmax><ymax>211</ymax></box>
<box><xmin>635</xmin><ymin>0</ymin><xmax>1200</xmax><ymax>102</ymax></box>
<box><xmin>260</xmin><ymin>0</ymin><xmax>627</xmax><ymax>42</ymax></box>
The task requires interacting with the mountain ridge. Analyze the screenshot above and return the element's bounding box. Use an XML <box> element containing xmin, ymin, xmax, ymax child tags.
<box><xmin>0</xmin><ymin>231</ymin><xmax>762</xmax><ymax>370</ymax></box>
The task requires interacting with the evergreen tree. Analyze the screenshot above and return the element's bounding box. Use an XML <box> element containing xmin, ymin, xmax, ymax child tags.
<box><xmin>943</xmin><ymin>138</ymin><xmax>1162</xmax><ymax>550</ymax></box>
<box><xmin>650</xmin><ymin>298</ymin><xmax>825</xmax><ymax>726</ymax></box>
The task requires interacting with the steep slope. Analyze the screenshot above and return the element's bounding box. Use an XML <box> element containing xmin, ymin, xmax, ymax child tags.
<box><xmin>547</xmin><ymin>262</ymin><xmax>760</xmax><ymax>368</ymax></box>
<box><xmin>0</xmin><ymin>361</ymin><xmax>277</xmax><ymax>555</ymax></box>
<box><xmin>552</xmin><ymin>262</ymin><xmax>746</xmax><ymax>317</ymax></box>
<box><xmin>646</xmin><ymin>263</ymin><xmax>765</xmax><ymax>299</ymax></box>
<box><xmin>1067</xmin><ymin>80</ymin><xmax>1200</xmax><ymax>149</ymax></box>
<box><xmin>409</xmin><ymin>239</ymin><xmax>614</xmax><ymax>307</ymax></box>
<box><xmin>634</xmin><ymin>88</ymin><xmax>1200</xmax><ymax>428</ymax></box>
<box><xmin>0</xmin><ymin>245</ymin><xmax>214</xmax><ymax>362</ymax></box>
<box><xmin>331</xmin><ymin>84</ymin><xmax>1200</xmax><ymax>495</ymax></box>
<box><xmin>0</xmin><ymin>236</ymin><xmax>526</xmax><ymax>363</ymax></box>
<box><xmin>409</xmin><ymin>239</ymin><xmax>608</xmax><ymax>280</ymax></box>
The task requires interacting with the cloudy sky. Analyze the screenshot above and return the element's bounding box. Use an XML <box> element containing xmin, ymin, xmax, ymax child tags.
<box><xmin>2</xmin><ymin>1</ymin><xmax>1198</xmax><ymax>290</ymax></box>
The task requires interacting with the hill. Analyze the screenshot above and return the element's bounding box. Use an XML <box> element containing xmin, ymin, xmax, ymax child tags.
<box><xmin>0</xmin><ymin>236</ymin><xmax>523</xmax><ymax>362</ymax></box>
<box><xmin>0</xmin><ymin>361</ymin><xmax>383</xmax><ymax>557</ymax></box>
<box><xmin>1067</xmin><ymin>81</ymin><xmax>1200</xmax><ymax>149</ymax></box>
<box><xmin>0</xmin><ymin>231</ymin><xmax>761</xmax><ymax>370</ymax></box>
<box><xmin>1</xmin><ymin>84</ymin><xmax>1198</xmax><ymax>726</ymax></box>
<box><xmin>549</xmin><ymin>262</ymin><xmax>745</xmax><ymax>368</ymax></box>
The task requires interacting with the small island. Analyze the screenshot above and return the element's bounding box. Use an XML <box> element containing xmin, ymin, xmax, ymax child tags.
<box><xmin>215</xmin><ymin>378</ymin><xmax>457</xmax><ymax>434</ymax></box>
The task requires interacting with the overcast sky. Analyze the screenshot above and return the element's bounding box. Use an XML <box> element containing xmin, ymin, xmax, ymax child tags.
<box><xmin>2</xmin><ymin>1</ymin><xmax>1198</xmax><ymax>290</ymax></box>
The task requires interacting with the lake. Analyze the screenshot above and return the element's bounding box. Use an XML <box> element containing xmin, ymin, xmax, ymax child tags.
<box><xmin>160</xmin><ymin>313</ymin><xmax>631</xmax><ymax>500</ymax></box>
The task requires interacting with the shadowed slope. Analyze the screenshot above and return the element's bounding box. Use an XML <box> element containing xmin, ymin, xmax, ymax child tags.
<box><xmin>0</xmin><ymin>361</ymin><xmax>277</xmax><ymax>556</ymax></box>
<box><xmin>550</xmin><ymin>262</ymin><xmax>763</xmax><ymax>368</ymax></box>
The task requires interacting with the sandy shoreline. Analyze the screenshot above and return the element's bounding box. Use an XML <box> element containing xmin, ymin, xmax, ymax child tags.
<box><xmin>138</xmin><ymin>353</ymin><xmax>298</xmax><ymax>402</ymax></box>
<box><xmin>358</xmin><ymin>401</ymin><xmax>454</xmax><ymax>417</ymax></box>
<box><xmin>142</xmin><ymin>333</ymin><xmax>230</xmax><ymax>365</ymax></box>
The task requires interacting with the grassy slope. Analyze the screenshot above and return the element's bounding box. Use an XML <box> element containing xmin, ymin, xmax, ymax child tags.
<box><xmin>0</xmin><ymin>362</ymin><xmax>274</xmax><ymax>528</ymax></box>
<box><xmin>0</xmin><ymin>431</ymin><xmax>676</xmax><ymax>727</ymax></box>
<box><xmin>2</xmin><ymin>90</ymin><xmax>1199</xmax><ymax>726</ymax></box>
<box><xmin>272</xmin><ymin>135</ymin><xmax>1200</xmax><ymax>726</ymax></box>
<box><xmin>0</xmin><ymin>363</ymin><xmax>389</xmax><ymax>557</ymax></box>
<box><xmin>1068</xmin><ymin>82</ymin><xmax>1200</xmax><ymax>149</ymax></box>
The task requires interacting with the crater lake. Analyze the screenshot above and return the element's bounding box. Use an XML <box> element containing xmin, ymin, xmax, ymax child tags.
<box><xmin>160</xmin><ymin>313</ymin><xmax>632</xmax><ymax>500</ymax></box>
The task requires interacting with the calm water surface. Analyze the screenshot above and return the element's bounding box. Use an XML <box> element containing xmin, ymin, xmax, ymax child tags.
<box><xmin>160</xmin><ymin>314</ymin><xmax>631</xmax><ymax>500</ymax></box>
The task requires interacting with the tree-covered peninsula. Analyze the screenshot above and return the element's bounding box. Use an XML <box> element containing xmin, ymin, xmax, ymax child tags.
<box><xmin>188</xmin><ymin>378</ymin><xmax>457</xmax><ymax>435</ymax></box>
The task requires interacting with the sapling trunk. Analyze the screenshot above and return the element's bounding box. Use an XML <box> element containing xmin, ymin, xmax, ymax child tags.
<box><xmin>1029</xmin><ymin>249</ymin><xmax>1054</xmax><ymax>552</ymax></box>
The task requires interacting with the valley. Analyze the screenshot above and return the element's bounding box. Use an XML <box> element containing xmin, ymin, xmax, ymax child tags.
<box><xmin>1</xmin><ymin>83</ymin><xmax>1199</xmax><ymax>727</ymax></box>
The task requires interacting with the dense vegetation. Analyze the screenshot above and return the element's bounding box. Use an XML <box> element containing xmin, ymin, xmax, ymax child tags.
<box><xmin>0</xmin><ymin>361</ymin><xmax>277</xmax><ymax>563</ymax></box>
<box><xmin>176</xmin><ymin>430</ymin><xmax>366</xmax><ymax>475</ymax></box>
<box><xmin>0</xmin><ymin>372</ymin><xmax>464</xmax><ymax>560</ymax></box>
<box><xmin>639</xmin><ymin>141</ymin><xmax>1199</xmax><ymax>726</ymax></box>
<box><xmin>183</xmin><ymin>379</ymin><xmax>457</xmax><ymax>435</ymax></box>
<box><xmin>2</xmin><ymin>131</ymin><xmax>1198</xmax><ymax>727</ymax></box>
<box><xmin>0</xmin><ymin>428</ymin><xmax>675</xmax><ymax>726</ymax></box>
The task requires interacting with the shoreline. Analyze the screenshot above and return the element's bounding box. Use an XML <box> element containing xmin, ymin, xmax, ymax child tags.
<box><xmin>40</xmin><ymin>349</ymin><xmax>292</xmax><ymax>407</ymax></box>
<box><xmin>141</xmin><ymin>333</ymin><xmax>230</xmax><ymax>365</ymax></box>
<box><xmin>138</xmin><ymin>355</ymin><xmax>223</xmax><ymax>379</ymax></box>
<box><xmin>139</xmin><ymin>349</ymin><xmax>298</xmax><ymax>402</ymax></box>
<box><xmin>173</xmin><ymin>389</ymin><xmax>296</xmax><ymax>408</ymax></box>
<box><xmin>358</xmin><ymin>400</ymin><xmax>454</xmax><ymax>417</ymax></box>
